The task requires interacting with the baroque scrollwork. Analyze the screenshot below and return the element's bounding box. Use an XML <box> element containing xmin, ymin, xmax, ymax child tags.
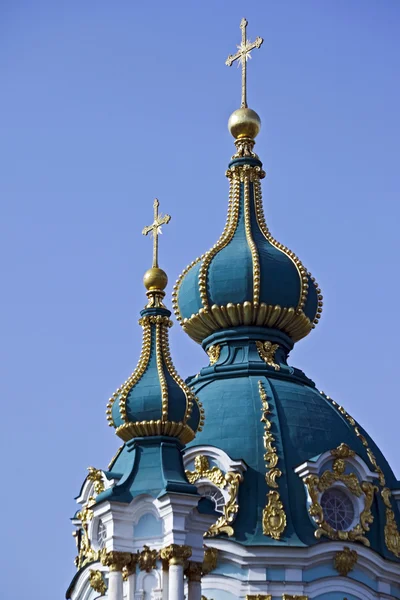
<box><xmin>206</xmin><ymin>344</ymin><xmax>221</xmax><ymax>365</ymax></box>
<box><xmin>87</xmin><ymin>467</ymin><xmax>105</xmax><ymax>495</ymax></box>
<box><xmin>74</xmin><ymin>499</ymin><xmax>98</xmax><ymax>569</ymax></box>
<box><xmin>334</xmin><ymin>546</ymin><xmax>358</xmax><ymax>576</ymax></box>
<box><xmin>138</xmin><ymin>545</ymin><xmax>158</xmax><ymax>572</ymax></box>
<box><xmin>89</xmin><ymin>570</ymin><xmax>107</xmax><ymax>595</ymax></box>
<box><xmin>259</xmin><ymin>381</ymin><xmax>287</xmax><ymax>539</ymax></box>
<box><xmin>323</xmin><ymin>393</ymin><xmax>400</xmax><ymax>558</ymax></box>
<box><xmin>304</xmin><ymin>442</ymin><xmax>377</xmax><ymax>546</ymax></box>
<box><xmin>186</xmin><ymin>455</ymin><xmax>242</xmax><ymax>537</ymax></box>
<box><xmin>256</xmin><ymin>341</ymin><xmax>280</xmax><ymax>370</ymax></box>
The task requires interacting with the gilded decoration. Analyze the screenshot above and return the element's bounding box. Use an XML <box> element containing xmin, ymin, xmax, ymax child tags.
<box><xmin>101</xmin><ymin>550</ymin><xmax>132</xmax><ymax>572</ymax></box>
<box><xmin>138</xmin><ymin>546</ymin><xmax>158</xmax><ymax>572</ymax></box>
<box><xmin>186</xmin><ymin>455</ymin><xmax>242</xmax><ymax>537</ymax></box>
<box><xmin>122</xmin><ymin>553</ymin><xmax>138</xmax><ymax>580</ymax></box>
<box><xmin>246</xmin><ymin>596</ymin><xmax>272</xmax><ymax>600</ymax></box>
<box><xmin>323</xmin><ymin>392</ymin><xmax>400</xmax><ymax>558</ymax></box>
<box><xmin>282</xmin><ymin>596</ymin><xmax>308</xmax><ymax>600</ymax></box>
<box><xmin>106</xmin><ymin>311</ymin><xmax>204</xmax><ymax>444</ymax></box>
<box><xmin>87</xmin><ymin>467</ymin><xmax>105</xmax><ymax>495</ymax></box>
<box><xmin>256</xmin><ymin>341</ymin><xmax>280</xmax><ymax>371</ymax></box>
<box><xmin>202</xmin><ymin>546</ymin><xmax>218</xmax><ymax>575</ymax></box>
<box><xmin>160</xmin><ymin>544</ymin><xmax>192</xmax><ymax>566</ymax></box>
<box><xmin>334</xmin><ymin>546</ymin><xmax>358</xmax><ymax>577</ymax></box>
<box><xmin>74</xmin><ymin>499</ymin><xmax>98</xmax><ymax>570</ymax></box>
<box><xmin>172</xmin><ymin>163</ymin><xmax>323</xmax><ymax>345</ymax></box>
<box><xmin>259</xmin><ymin>381</ymin><xmax>287</xmax><ymax>539</ymax></box>
<box><xmin>207</xmin><ymin>344</ymin><xmax>221</xmax><ymax>366</ymax></box>
<box><xmin>89</xmin><ymin>570</ymin><xmax>107</xmax><ymax>595</ymax></box>
<box><xmin>185</xmin><ymin>561</ymin><xmax>203</xmax><ymax>582</ymax></box>
<box><xmin>304</xmin><ymin>442</ymin><xmax>377</xmax><ymax>546</ymax></box>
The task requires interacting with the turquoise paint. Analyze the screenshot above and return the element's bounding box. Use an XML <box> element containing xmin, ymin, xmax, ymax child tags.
<box><xmin>349</xmin><ymin>566</ymin><xmax>377</xmax><ymax>591</ymax></box>
<box><xmin>177</xmin><ymin>259</ymin><xmax>203</xmax><ymax>320</ymax></box>
<box><xmin>303</xmin><ymin>563</ymin><xmax>337</xmax><ymax>582</ymax></box>
<box><xmin>133</xmin><ymin>513</ymin><xmax>162</xmax><ymax>539</ymax></box>
<box><xmin>391</xmin><ymin>584</ymin><xmax>400</xmax><ymax>599</ymax></box>
<box><xmin>266</xmin><ymin>567</ymin><xmax>285</xmax><ymax>581</ymax></box>
<box><xmin>212</xmin><ymin>562</ymin><xmax>249</xmax><ymax>581</ymax></box>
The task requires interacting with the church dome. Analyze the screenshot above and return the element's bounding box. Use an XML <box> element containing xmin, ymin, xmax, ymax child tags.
<box><xmin>186</xmin><ymin>328</ymin><xmax>400</xmax><ymax>559</ymax></box>
<box><xmin>173</xmin><ymin>119</ymin><xmax>323</xmax><ymax>345</ymax></box>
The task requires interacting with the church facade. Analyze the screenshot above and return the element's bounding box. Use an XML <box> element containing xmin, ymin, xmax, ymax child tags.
<box><xmin>66</xmin><ymin>19</ymin><xmax>400</xmax><ymax>600</ymax></box>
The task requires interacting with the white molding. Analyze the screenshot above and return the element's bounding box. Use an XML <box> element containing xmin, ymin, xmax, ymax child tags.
<box><xmin>183</xmin><ymin>445</ymin><xmax>247</xmax><ymax>476</ymax></box>
<box><xmin>294</xmin><ymin>450</ymin><xmax>378</xmax><ymax>483</ymax></box>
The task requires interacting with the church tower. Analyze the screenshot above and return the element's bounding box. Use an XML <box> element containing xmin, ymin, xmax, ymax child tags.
<box><xmin>67</xmin><ymin>19</ymin><xmax>400</xmax><ymax>600</ymax></box>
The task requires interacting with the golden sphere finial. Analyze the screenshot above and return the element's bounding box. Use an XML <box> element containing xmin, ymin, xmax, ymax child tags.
<box><xmin>228</xmin><ymin>107</ymin><xmax>261</xmax><ymax>140</ymax></box>
<box><xmin>143</xmin><ymin>267</ymin><xmax>168</xmax><ymax>292</ymax></box>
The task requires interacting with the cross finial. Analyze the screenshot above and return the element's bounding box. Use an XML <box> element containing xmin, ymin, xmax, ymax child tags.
<box><xmin>225</xmin><ymin>18</ymin><xmax>263</xmax><ymax>109</ymax></box>
<box><xmin>142</xmin><ymin>199</ymin><xmax>171</xmax><ymax>268</ymax></box>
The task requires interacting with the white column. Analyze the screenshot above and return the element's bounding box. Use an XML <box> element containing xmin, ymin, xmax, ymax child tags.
<box><xmin>108</xmin><ymin>570</ymin><xmax>124</xmax><ymax>600</ymax></box>
<box><xmin>162</xmin><ymin>564</ymin><xmax>169</xmax><ymax>600</ymax></box>
<box><xmin>168</xmin><ymin>564</ymin><xmax>184</xmax><ymax>600</ymax></box>
<box><xmin>188</xmin><ymin>579</ymin><xmax>201</xmax><ymax>600</ymax></box>
<box><xmin>126</xmin><ymin>572</ymin><xmax>136</xmax><ymax>600</ymax></box>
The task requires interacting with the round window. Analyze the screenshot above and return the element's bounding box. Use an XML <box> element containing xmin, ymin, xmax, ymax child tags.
<box><xmin>320</xmin><ymin>488</ymin><xmax>355</xmax><ymax>531</ymax></box>
<box><xmin>97</xmin><ymin>520</ymin><xmax>107</xmax><ymax>549</ymax></box>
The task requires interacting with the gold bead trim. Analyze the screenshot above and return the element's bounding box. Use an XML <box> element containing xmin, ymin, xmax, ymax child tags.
<box><xmin>322</xmin><ymin>392</ymin><xmax>400</xmax><ymax>557</ymax></box>
<box><xmin>107</xmin><ymin>313</ymin><xmax>203</xmax><ymax>441</ymax></box>
<box><xmin>106</xmin><ymin>318</ymin><xmax>152</xmax><ymax>427</ymax></box>
<box><xmin>155</xmin><ymin>322</ymin><xmax>169</xmax><ymax>421</ymax></box>
<box><xmin>244</xmin><ymin>170</ymin><xmax>260</xmax><ymax>308</ymax></box>
<box><xmin>259</xmin><ymin>381</ymin><xmax>287</xmax><ymax>539</ymax></box>
<box><xmin>172</xmin><ymin>164</ymin><xmax>320</xmax><ymax>342</ymax></box>
<box><xmin>253</xmin><ymin>174</ymin><xmax>323</xmax><ymax>324</ymax></box>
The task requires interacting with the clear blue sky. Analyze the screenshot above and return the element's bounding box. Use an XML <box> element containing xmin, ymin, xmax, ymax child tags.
<box><xmin>1</xmin><ymin>1</ymin><xmax>399</xmax><ymax>598</ymax></box>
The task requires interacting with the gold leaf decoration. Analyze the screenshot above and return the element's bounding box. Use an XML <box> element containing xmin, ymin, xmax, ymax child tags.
<box><xmin>89</xmin><ymin>570</ymin><xmax>107</xmax><ymax>596</ymax></box>
<box><xmin>334</xmin><ymin>546</ymin><xmax>358</xmax><ymax>577</ymax></box>
<box><xmin>256</xmin><ymin>341</ymin><xmax>280</xmax><ymax>370</ymax></box>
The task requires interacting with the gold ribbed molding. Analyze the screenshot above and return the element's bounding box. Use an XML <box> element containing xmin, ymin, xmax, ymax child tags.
<box><xmin>106</xmin><ymin>313</ymin><xmax>204</xmax><ymax>443</ymax></box>
<box><xmin>172</xmin><ymin>164</ymin><xmax>322</xmax><ymax>344</ymax></box>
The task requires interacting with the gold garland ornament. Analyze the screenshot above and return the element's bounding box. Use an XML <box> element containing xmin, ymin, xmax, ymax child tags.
<box><xmin>259</xmin><ymin>381</ymin><xmax>287</xmax><ymax>539</ymax></box>
<box><xmin>334</xmin><ymin>546</ymin><xmax>358</xmax><ymax>577</ymax></box>
<box><xmin>186</xmin><ymin>455</ymin><xmax>242</xmax><ymax>537</ymax></box>
<box><xmin>87</xmin><ymin>467</ymin><xmax>105</xmax><ymax>495</ymax></box>
<box><xmin>89</xmin><ymin>570</ymin><xmax>107</xmax><ymax>595</ymax></box>
<box><xmin>256</xmin><ymin>341</ymin><xmax>280</xmax><ymax>370</ymax></box>
<box><xmin>304</xmin><ymin>443</ymin><xmax>377</xmax><ymax>546</ymax></box>
<box><xmin>206</xmin><ymin>344</ymin><xmax>221</xmax><ymax>366</ymax></box>
<box><xmin>323</xmin><ymin>393</ymin><xmax>400</xmax><ymax>558</ymax></box>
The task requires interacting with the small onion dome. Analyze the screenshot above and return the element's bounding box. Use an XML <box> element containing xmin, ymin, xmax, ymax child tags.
<box><xmin>106</xmin><ymin>304</ymin><xmax>204</xmax><ymax>444</ymax></box>
<box><xmin>172</xmin><ymin>111</ymin><xmax>322</xmax><ymax>345</ymax></box>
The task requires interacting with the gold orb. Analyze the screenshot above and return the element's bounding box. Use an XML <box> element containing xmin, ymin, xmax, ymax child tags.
<box><xmin>228</xmin><ymin>108</ymin><xmax>261</xmax><ymax>140</ymax></box>
<box><xmin>143</xmin><ymin>267</ymin><xmax>168</xmax><ymax>291</ymax></box>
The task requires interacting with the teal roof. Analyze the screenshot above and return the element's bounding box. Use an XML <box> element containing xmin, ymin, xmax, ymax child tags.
<box><xmin>173</xmin><ymin>153</ymin><xmax>322</xmax><ymax>345</ymax></box>
<box><xmin>186</xmin><ymin>327</ymin><xmax>400</xmax><ymax>560</ymax></box>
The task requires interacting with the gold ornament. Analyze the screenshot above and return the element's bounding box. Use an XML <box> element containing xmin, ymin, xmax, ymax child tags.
<box><xmin>206</xmin><ymin>345</ymin><xmax>221</xmax><ymax>366</ymax></box>
<box><xmin>142</xmin><ymin>198</ymin><xmax>171</xmax><ymax>272</ymax></box>
<box><xmin>323</xmin><ymin>393</ymin><xmax>400</xmax><ymax>557</ymax></box>
<box><xmin>74</xmin><ymin>500</ymin><xmax>98</xmax><ymax>570</ymax></box>
<box><xmin>256</xmin><ymin>341</ymin><xmax>280</xmax><ymax>370</ymax></box>
<box><xmin>259</xmin><ymin>381</ymin><xmax>287</xmax><ymax>539</ymax></box>
<box><xmin>160</xmin><ymin>544</ymin><xmax>192</xmax><ymax>566</ymax></box>
<box><xmin>185</xmin><ymin>561</ymin><xmax>202</xmax><ymax>582</ymax></box>
<box><xmin>186</xmin><ymin>455</ymin><xmax>242</xmax><ymax>537</ymax></box>
<box><xmin>262</xmin><ymin>491</ymin><xmax>287</xmax><ymax>540</ymax></box>
<box><xmin>334</xmin><ymin>546</ymin><xmax>358</xmax><ymax>576</ymax></box>
<box><xmin>101</xmin><ymin>550</ymin><xmax>131</xmax><ymax>572</ymax></box>
<box><xmin>87</xmin><ymin>467</ymin><xmax>105</xmax><ymax>495</ymax></box>
<box><xmin>282</xmin><ymin>596</ymin><xmax>308</xmax><ymax>600</ymax></box>
<box><xmin>225</xmin><ymin>18</ymin><xmax>263</xmax><ymax>111</ymax></box>
<box><xmin>89</xmin><ymin>570</ymin><xmax>107</xmax><ymax>596</ymax></box>
<box><xmin>246</xmin><ymin>595</ymin><xmax>272</xmax><ymax>600</ymax></box>
<box><xmin>303</xmin><ymin>442</ymin><xmax>378</xmax><ymax>546</ymax></box>
<box><xmin>138</xmin><ymin>546</ymin><xmax>158</xmax><ymax>572</ymax></box>
<box><xmin>202</xmin><ymin>546</ymin><xmax>218</xmax><ymax>575</ymax></box>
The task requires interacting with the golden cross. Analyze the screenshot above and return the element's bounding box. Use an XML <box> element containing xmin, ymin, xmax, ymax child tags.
<box><xmin>142</xmin><ymin>199</ymin><xmax>171</xmax><ymax>268</ymax></box>
<box><xmin>225</xmin><ymin>18</ymin><xmax>263</xmax><ymax>109</ymax></box>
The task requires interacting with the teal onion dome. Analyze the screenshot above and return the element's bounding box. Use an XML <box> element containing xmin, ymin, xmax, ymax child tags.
<box><xmin>106</xmin><ymin>276</ymin><xmax>205</xmax><ymax>444</ymax></box>
<box><xmin>172</xmin><ymin>112</ymin><xmax>322</xmax><ymax>345</ymax></box>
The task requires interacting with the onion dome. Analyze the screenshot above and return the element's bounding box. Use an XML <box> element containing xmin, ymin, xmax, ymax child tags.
<box><xmin>172</xmin><ymin>25</ymin><xmax>322</xmax><ymax>344</ymax></box>
<box><xmin>106</xmin><ymin>200</ymin><xmax>204</xmax><ymax>444</ymax></box>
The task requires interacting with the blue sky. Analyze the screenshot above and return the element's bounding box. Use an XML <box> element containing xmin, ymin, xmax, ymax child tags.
<box><xmin>1</xmin><ymin>1</ymin><xmax>399</xmax><ymax>598</ymax></box>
